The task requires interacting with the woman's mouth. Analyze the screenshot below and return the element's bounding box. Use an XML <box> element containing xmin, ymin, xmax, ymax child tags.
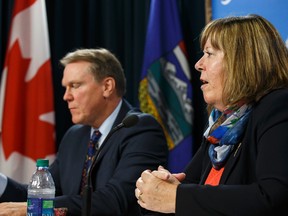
<box><xmin>200</xmin><ymin>79</ymin><xmax>208</xmax><ymax>90</ymax></box>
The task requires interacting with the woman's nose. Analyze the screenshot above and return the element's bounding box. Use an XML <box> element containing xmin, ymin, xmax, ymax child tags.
<box><xmin>194</xmin><ymin>58</ymin><xmax>204</xmax><ymax>72</ymax></box>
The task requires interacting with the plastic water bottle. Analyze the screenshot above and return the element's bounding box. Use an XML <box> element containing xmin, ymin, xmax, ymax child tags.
<box><xmin>27</xmin><ymin>159</ymin><xmax>55</xmax><ymax>216</ymax></box>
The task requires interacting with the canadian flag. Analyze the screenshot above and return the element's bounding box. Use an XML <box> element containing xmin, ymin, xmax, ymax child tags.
<box><xmin>0</xmin><ymin>0</ymin><xmax>55</xmax><ymax>183</ymax></box>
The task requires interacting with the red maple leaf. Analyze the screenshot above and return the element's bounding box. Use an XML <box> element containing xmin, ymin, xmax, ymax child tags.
<box><xmin>2</xmin><ymin>40</ymin><xmax>55</xmax><ymax>160</ymax></box>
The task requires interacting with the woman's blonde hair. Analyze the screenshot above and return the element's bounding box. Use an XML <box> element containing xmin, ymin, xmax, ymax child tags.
<box><xmin>200</xmin><ymin>14</ymin><xmax>288</xmax><ymax>109</ymax></box>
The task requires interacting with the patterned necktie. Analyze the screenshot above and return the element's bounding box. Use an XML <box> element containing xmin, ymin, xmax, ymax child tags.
<box><xmin>80</xmin><ymin>130</ymin><xmax>102</xmax><ymax>194</ymax></box>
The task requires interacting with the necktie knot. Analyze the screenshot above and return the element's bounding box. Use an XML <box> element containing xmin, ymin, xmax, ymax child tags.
<box><xmin>91</xmin><ymin>130</ymin><xmax>102</xmax><ymax>149</ymax></box>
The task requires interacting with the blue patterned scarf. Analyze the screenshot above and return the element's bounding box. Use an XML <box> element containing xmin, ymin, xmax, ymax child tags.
<box><xmin>204</xmin><ymin>104</ymin><xmax>253</xmax><ymax>170</ymax></box>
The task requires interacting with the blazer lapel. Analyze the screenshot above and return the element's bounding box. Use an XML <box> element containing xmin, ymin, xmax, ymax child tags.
<box><xmin>74</xmin><ymin>127</ymin><xmax>91</xmax><ymax>193</ymax></box>
<box><xmin>93</xmin><ymin>100</ymin><xmax>131</xmax><ymax>166</ymax></box>
<box><xmin>220</xmin><ymin>142</ymin><xmax>243</xmax><ymax>183</ymax></box>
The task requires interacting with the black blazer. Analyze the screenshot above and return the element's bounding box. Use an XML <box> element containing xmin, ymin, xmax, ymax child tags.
<box><xmin>176</xmin><ymin>89</ymin><xmax>288</xmax><ymax>216</ymax></box>
<box><xmin>1</xmin><ymin>100</ymin><xmax>168</xmax><ymax>216</ymax></box>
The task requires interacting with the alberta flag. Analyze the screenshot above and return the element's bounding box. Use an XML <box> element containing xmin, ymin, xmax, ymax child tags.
<box><xmin>0</xmin><ymin>0</ymin><xmax>55</xmax><ymax>183</ymax></box>
<box><xmin>139</xmin><ymin>0</ymin><xmax>193</xmax><ymax>173</ymax></box>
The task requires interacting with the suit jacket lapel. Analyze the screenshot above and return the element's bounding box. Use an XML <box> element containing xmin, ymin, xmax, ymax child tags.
<box><xmin>93</xmin><ymin>100</ymin><xmax>131</xmax><ymax>165</ymax></box>
<box><xmin>74</xmin><ymin>127</ymin><xmax>91</xmax><ymax>193</ymax></box>
<box><xmin>220</xmin><ymin>142</ymin><xmax>243</xmax><ymax>183</ymax></box>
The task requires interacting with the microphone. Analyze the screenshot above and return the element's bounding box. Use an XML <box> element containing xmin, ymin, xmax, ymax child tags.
<box><xmin>82</xmin><ymin>113</ymin><xmax>140</xmax><ymax>216</ymax></box>
<box><xmin>107</xmin><ymin>113</ymin><xmax>139</xmax><ymax>134</ymax></box>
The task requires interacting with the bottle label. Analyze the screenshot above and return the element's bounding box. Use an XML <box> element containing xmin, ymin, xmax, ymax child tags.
<box><xmin>27</xmin><ymin>198</ymin><xmax>54</xmax><ymax>216</ymax></box>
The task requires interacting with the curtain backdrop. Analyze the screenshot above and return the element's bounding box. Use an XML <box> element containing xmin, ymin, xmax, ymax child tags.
<box><xmin>0</xmin><ymin>0</ymin><xmax>207</xmax><ymax>154</ymax></box>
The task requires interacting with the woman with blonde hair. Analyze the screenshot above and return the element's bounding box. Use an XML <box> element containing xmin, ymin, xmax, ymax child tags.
<box><xmin>135</xmin><ymin>14</ymin><xmax>288</xmax><ymax>215</ymax></box>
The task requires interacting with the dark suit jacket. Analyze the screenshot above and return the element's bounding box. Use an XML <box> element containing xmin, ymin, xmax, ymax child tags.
<box><xmin>1</xmin><ymin>100</ymin><xmax>168</xmax><ymax>216</ymax></box>
<box><xmin>176</xmin><ymin>89</ymin><xmax>288</xmax><ymax>216</ymax></box>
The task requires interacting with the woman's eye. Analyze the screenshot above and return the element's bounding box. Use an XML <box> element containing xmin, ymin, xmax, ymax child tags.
<box><xmin>205</xmin><ymin>51</ymin><xmax>212</xmax><ymax>57</ymax></box>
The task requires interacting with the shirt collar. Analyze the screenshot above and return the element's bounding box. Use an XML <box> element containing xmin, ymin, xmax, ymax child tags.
<box><xmin>90</xmin><ymin>99</ymin><xmax>122</xmax><ymax>147</ymax></box>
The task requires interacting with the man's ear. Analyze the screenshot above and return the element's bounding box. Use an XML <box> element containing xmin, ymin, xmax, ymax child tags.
<box><xmin>102</xmin><ymin>77</ymin><xmax>115</xmax><ymax>98</ymax></box>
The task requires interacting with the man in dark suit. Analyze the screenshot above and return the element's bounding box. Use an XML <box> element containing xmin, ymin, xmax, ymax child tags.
<box><xmin>0</xmin><ymin>48</ymin><xmax>168</xmax><ymax>215</ymax></box>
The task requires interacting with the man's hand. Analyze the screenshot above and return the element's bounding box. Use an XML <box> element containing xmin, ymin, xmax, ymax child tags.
<box><xmin>0</xmin><ymin>202</ymin><xmax>26</xmax><ymax>216</ymax></box>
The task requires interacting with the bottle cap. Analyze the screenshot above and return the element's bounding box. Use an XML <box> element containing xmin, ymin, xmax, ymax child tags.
<box><xmin>36</xmin><ymin>159</ymin><xmax>49</xmax><ymax>167</ymax></box>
